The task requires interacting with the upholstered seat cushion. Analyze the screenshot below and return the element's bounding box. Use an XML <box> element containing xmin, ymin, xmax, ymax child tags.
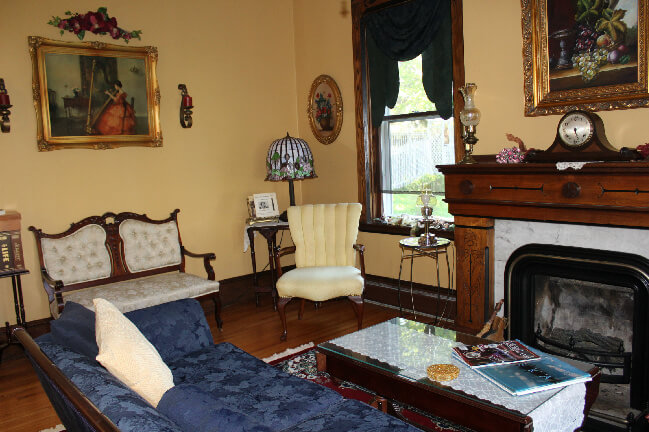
<box><xmin>168</xmin><ymin>342</ymin><xmax>343</xmax><ymax>431</ymax></box>
<box><xmin>276</xmin><ymin>266</ymin><xmax>363</xmax><ymax>301</ymax></box>
<box><xmin>62</xmin><ymin>272</ymin><xmax>219</xmax><ymax>314</ymax></box>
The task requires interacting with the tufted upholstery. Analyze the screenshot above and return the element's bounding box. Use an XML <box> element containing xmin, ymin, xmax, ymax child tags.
<box><xmin>31</xmin><ymin>210</ymin><xmax>222</xmax><ymax>328</ymax></box>
<box><xmin>120</xmin><ymin>219</ymin><xmax>182</xmax><ymax>273</ymax></box>
<box><xmin>41</xmin><ymin>224</ymin><xmax>112</xmax><ymax>285</ymax></box>
<box><xmin>289</xmin><ymin>203</ymin><xmax>362</xmax><ymax>268</ymax></box>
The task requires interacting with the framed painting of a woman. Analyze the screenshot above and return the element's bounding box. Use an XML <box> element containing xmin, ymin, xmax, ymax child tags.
<box><xmin>29</xmin><ymin>36</ymin><xmax>161</xmax><ymax>150</ymax></box>
<box><xmin>522</xmin><ymin>0</ymin><xmax>648</xmax><ymax>116</ymax></box>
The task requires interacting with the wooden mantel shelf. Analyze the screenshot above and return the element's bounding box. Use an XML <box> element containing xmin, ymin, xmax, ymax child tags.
<box><xmin>438</xmin><ymin>161</ymin><xmax>649</xmax><ymax>333</ymax></box>
<box><xmin>439</xmin><ymin>161</ymin><xmax>649</xmax><ymax>229</ymax></box>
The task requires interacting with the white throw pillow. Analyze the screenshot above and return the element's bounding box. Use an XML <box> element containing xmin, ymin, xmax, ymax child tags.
<box><xmin>94</xmin><ymin>298</ymin><xmax>174</xmax><ymax>407</ymax></box>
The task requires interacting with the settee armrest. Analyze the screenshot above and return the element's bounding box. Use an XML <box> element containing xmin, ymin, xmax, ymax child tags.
<box><xmin>273</xmin><ymin>246</ymin><xmax>296</xmax><ymax>279</ymax></box>
<box><xmin>41</xmin><ymin>268</ymin><xmax>66</xmax><ymax>315</ymax></box>
<box><xmin>13</xmin><ymin>327</ymin><xmax>121</xmax><ymax>432</ymax></box>
<box><xmin>353</xmin><ymin>243</ymin><xmax>366</xmax><ymax>279</ymax></box>
<box><xmin>181</xmin><ymin>247</ymin><xmax>216</xmax><ymax>281</ymax></box>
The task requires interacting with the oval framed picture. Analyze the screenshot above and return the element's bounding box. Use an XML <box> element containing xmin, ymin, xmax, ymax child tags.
<box><xmin>307</xmin><ymin>74</ymin><xmax>343</xmax><ymax>145</ymax></box>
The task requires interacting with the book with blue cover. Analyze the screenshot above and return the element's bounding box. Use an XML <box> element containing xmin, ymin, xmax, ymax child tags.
<box><xmin>473</xmin><ymin>347</ymin><xmax>592</xmax><ymax>396</ymax></box>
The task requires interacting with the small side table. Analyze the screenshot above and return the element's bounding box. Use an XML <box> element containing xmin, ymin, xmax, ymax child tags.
<box><xmin>245</xmin><ymin>221</ymin><xmax>290</xmax><ymax>309</ymax></box>
<box><xmin>0</xmin><ymin>268</ymin><xmax>29</xmax><ymax>362</ymax></box>
<box><xmin>397</xmin><ymin>237</ymin><xmax>452</xmax><ymax>324</ymax></box>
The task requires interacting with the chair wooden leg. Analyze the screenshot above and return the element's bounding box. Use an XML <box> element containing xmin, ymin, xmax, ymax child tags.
<box><xmin>213</xmin><ymin>293</ymin><xmax>223</xmax><ymax>330</ymax></box>
<box><xmin>277</xmin><ymin>297</ymin><xmax>292</xmax><ymax>341</ymax></box>
<box><xmin>298</xmin><ymin>299</ymin><xmax>306</xmax><ymax>320</ymax></box>
<box><xmin>348</xmin><ymin>296</ymin><xmax>364</xmax><ymax>330</ymax></box>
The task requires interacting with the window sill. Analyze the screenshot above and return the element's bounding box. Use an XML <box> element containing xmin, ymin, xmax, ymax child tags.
<box><xmin>359</xmin><ymin>222</ymin><xmax>454</xmax><ymax>241</ymax></box>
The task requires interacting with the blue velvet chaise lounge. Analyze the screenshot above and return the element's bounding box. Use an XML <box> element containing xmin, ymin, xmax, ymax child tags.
<box><xmin>16</xmin><ymin>298</ymin><xmax>422</xmax><ymax>432</ymax></box>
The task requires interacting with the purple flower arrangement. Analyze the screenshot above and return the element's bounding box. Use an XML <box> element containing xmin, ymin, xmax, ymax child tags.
<box><xmin>496</xmin><ymin>146</ymin><xmax>526</xmax><ymax>164</ymax></box>
<box><xmin>48</xmin><ymin>7</ymin><xmax>142</xmax><ymax>43</ymax></box>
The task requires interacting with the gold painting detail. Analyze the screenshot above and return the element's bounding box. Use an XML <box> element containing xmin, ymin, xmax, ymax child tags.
<box><xmin>522</xmin><ymin>0</ymin><xmax>648</xmax><ymax>116</ymax></box>
<box><xmin>29</xmin><ymin>36</ymin><xmax>162</xmax><ymax>150</ymax></box>
<box><xmin>307</xmin><ymin>74</ymin><xmax>343</xmax><ymax>145</ymax></box>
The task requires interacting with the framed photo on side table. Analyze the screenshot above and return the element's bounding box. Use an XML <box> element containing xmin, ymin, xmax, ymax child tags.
<box><xmin>246</xmin><ymin>193</ymin><xmax>280</xmax><ymax>224</ymax></box>
<box><xmin>522</xmin><ymin>0</ymin><xmax>648</xmax><ymax>116</ymax></box>
<box><xmin>29</xmin><ymin>36</ymin><xmax>162</xmax><ymax>150</ymax></box>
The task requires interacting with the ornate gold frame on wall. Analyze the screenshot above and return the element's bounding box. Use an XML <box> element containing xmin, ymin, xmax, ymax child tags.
<box><xmin>29</xmin><ymin>36</ymin><xmax>162</xmax><ymax>150</ymax></box>
<box><xmin>307</xmin><ymin>74</ymin><xmax>343</xmax><ymax>145</ymax></box>
<box><xmin>522</xmin><ymin>0</ymin><xmax>648</xmax><ymax>116</ymax></box>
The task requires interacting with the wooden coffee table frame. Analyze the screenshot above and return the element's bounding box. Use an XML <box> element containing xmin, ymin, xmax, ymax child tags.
<box><xmin>316</xmin><ymin>346</ymin><xmax>601</xmax><ymax>432</ymax></box>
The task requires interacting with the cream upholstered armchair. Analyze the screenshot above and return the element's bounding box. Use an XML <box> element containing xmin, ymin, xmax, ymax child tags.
<box><xmin>274</xmin><ymin>203</ymin><xmax>365</xmax><ymax>341</ymax></box>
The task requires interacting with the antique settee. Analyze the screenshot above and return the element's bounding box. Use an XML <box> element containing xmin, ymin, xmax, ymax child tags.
<box><xmin>29</xmin><ymin>209</ymin><xmax>222</xmax><ymax>327</ymax></box>
<box><xmin>15</xmin><ymin>298</ymin><xmax>421</xmax><ymax>432</ymax></box>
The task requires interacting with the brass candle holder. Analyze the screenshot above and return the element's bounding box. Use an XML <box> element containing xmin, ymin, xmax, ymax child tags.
<box><xmin>458</xmin><ymin>83</ymin><xmax>481</xmax><ymax>164</ymax></box>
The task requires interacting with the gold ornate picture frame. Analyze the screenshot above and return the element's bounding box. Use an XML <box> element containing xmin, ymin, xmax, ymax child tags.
<box><xmin>29</xmin><ymin>36</ymin><xmax>162</xmax><ymax>150</ymax></box>
<box><xmin>522</xmin><ymin>0</ymin><xmax>648</xmax><ymax>116</ymax></box>
<box><xmin>307</xmin><ymin>74</ymin><xmax>343</xmax><ymax>145</ymax></box>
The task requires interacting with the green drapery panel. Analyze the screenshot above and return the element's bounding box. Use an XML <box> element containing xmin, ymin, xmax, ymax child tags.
<box><xmin>365</xmin><ymin>0</ymin><xmax>453</xmax><ymax>127</ymax></box>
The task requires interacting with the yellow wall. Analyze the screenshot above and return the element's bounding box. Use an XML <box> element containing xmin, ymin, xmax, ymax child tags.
<box><xmin>293</xmin><ymin>0</ymin><xmax>649</xmax><ymax>289</ymax></box>
<box><xmin>1</xmin><ymin>0</ymin><xmax>299</xmax><ymax>324</ymax></box>
<box><xmin>5</xmin><ymin>0</ymin><xmax>649</xmax><ymax>324</ymax></box>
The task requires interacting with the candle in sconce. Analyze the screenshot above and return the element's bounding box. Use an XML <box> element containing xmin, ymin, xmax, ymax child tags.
<box><xmin>0</xmin><ymin>93</ymin><xmax>10</xmax><ymax>106</ymax></box>
<box><xmin>182</xmin><ymin>95</ymin><xmax>193</xmax><ymax>107</ymax></box>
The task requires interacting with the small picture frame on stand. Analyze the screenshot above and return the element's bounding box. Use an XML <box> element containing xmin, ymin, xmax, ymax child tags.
<box><xmin>246</xmin><ymin>193</ymin><xmax>280</xmax><ymax>224</ymax></box>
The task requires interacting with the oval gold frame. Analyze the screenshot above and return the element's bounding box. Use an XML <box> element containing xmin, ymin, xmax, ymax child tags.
<box><xmin>307</xmin><ymin>74</ymin><xmax>343</xmax><ymax>145</ymax></box>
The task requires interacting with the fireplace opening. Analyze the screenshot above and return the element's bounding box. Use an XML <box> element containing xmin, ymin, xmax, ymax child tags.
<box><xmin>505</xmin><ymin>244</ymin><xmax>649</xmax><ymax>430</ymax></box>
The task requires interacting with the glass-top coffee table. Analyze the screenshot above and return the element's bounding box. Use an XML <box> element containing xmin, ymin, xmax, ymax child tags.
<box><xmin>316</xmin><ymin>318</ymin><xmax>600</xmax><ymax>432</ymax></box>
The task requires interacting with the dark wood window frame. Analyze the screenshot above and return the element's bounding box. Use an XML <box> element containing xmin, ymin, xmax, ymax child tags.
<box><xmin>351</xmin><ymin>0</ymin><xmax>465</xmax><ymax>238</ymax></box>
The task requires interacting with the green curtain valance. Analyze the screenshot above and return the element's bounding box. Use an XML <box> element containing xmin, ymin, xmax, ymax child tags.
<box><xmin>365</xmin><ymin>0</ymin><xmax>453</xmax><ymax>127</ymax></box>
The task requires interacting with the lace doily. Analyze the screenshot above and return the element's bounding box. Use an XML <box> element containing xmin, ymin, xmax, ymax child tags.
<box><xmin>328</xmin><ymin>322</ymin><xmax>586</xmax><ymax>432</ymax></box>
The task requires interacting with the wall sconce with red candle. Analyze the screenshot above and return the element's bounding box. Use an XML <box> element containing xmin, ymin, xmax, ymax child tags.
<box><xmin>178</xmin><ymin>84</ymin><xmax>193</xmax><ymax>128</ymax></box>
<box><xmin>0</xmin><ymin>79</ymin><xmax>12</xmax><ymax>133</ymax></box>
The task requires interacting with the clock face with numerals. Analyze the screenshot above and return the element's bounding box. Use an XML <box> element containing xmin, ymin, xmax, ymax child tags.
<box><xmin>558</xmin><ymin>112</ymin><xmax>594</xmax><ymax>148</ymax></box>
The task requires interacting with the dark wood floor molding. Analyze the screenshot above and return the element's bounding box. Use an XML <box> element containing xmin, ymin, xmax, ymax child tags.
<box><xmin>217</xmin><ymin>265</ymin><xmax>295</xmax><ymax>307</ymax></box>
<box><xmin>364</xmin><ymin>274</ymin><xmax>456</xmax><ymax>321</ymax></box>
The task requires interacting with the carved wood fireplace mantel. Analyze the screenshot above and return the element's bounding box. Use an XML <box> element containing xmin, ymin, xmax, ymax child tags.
<box><xmin>438</xmin><ymin>161</ymin><xmax>649</xmax><ymax>333</ymax></box>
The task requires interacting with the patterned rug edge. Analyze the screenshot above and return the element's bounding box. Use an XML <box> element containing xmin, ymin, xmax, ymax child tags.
<box><xmin>38</xmin><ymin>425</ymin><xmax>65</xmax><ymax>432</ymax></box>
<box><xmin>262</xmin><ymin>342</ymin><xmax>315</xmax><ymax>363</ymax></box>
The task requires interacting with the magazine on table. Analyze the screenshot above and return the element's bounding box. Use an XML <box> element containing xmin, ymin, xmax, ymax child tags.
<box><xmin>473</xmin><ymin>348</ymin><xmax>592</xmax><ymax>396</ymax></box>
<box><xmin>453</xmin><ymin>340</ymin><xmax>540</xmax><ymax>368</ymax></box>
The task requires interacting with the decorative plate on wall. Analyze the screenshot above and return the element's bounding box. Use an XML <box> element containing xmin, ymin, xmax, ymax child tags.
<box><xmin>307</xmin><ymin>74</ymin><xmax>342</xmax><ymax>145</ymax></box>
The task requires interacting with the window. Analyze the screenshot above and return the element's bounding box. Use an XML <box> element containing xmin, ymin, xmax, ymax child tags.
<box><xmin>351</xmin><ymin>0</ymin><xmax>465</xmax><ymax>230</ymax></box>
<box><xmin>380</xmin><ymin>55</ymin><xmax>454</xmax><ymax>219</ymax></box>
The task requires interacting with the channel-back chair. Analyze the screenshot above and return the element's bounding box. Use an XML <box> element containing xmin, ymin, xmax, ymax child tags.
<box><xmin>274</xmin><ymin>203</ymin><xmax>365</xmax><ymax>341</ymax></box>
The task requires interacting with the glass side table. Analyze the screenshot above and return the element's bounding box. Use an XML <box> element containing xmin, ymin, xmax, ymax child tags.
<box><xmin>397</xmin><ymin>237</ymin><xmax>452</xmax><ymax>324</ymax></box>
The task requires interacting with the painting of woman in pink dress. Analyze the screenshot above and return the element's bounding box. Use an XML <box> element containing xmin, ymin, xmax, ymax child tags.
<box><xmin>95</xmin><ymin>80</ymin><xmax>136</xmax><ymax>135</ymax></box>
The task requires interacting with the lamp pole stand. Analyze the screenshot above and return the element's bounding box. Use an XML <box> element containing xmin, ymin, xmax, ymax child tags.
<box><xmin>280</xmin><ymin>179</ymin><xmax>296</xmax><ymax>222</ymax></box>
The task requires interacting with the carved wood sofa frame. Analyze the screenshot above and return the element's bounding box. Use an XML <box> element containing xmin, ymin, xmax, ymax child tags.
<box><xmin>29</xmin><ymin>209</ymin><xmax>222</xmax><ymax>328</ymax></box>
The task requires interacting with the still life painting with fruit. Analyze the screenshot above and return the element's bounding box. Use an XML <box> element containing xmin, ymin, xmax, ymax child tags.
<box><xmin>547</xmin><ymin>0</ymin><xmax>637</xmax><ymax>91</ymax></box>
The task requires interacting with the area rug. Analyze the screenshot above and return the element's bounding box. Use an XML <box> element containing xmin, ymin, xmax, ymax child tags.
<box><xmin>268</xmin><ymin>349</ymin><xmax>475</xmax><ymax>432</ymax></box>
<box><xmin>38</xmin><ymin>425</ymin><xmax>65</xmax><ymax>432</ymax></box>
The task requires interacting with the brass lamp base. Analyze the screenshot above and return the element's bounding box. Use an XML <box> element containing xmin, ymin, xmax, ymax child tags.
<box><xmin>459</xmin><ymin>133</ymin><xmax>478</xmax><ymax>165</ymax></box>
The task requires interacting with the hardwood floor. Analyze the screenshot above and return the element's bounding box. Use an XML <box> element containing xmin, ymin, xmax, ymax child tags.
<box><xmin>0</xmin><ymin>295</ymin><xmax>400</xmax><ymax>432</ymax></box>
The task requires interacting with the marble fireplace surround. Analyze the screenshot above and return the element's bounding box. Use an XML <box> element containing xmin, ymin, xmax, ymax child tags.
<box><xmin>494</xmin><ymin>219</ymin><xmax>649</xmax><ymax>308</ymax></box>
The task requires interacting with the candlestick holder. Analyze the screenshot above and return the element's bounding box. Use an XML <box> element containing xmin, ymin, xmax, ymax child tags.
<box><xmin>178</xmin><ymin>84</ymin><xmax>193</xmax><ymax>128</ymax></box>
<box><xmin>417</xmin><ymin>191</ymin><xmax>438</xmax><ymax>246</ymax></box>
<box><xmin>459</xmin><ymin>83</ymin><xmax>481</xmax><ymax>164</ymax></box>
<box><xmin>0</xmin><ymin>79</ymin><xmax>12</xmax><ymax>133</ymax></box>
